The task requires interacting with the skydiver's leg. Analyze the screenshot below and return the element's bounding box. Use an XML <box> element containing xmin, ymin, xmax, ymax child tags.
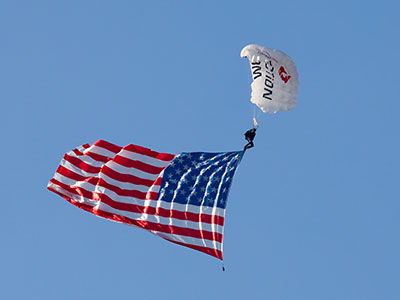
<box><xmin>243</xmin><ymin>142</ymin><xmax>254</xmax><ymax>151</ymax></box>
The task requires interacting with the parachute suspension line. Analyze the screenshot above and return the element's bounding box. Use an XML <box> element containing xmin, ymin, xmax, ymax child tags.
<box><xmin>252</xmin><ymin>106</ymin><xmax>260</xmax><ymax>129</ymax></box>
<box><xmin>253</xmin><ymin>105</ymin><xmax>260</xmax><ymax>129</ymax></box>
<box><xmin>252</xmin><ymin>106</ymin><xmax>257</xmax><ymax>127</ymax></box>
<box><xmin>253</xmin><ymin>117</ymin><xmax>259</xmax><ymax>129</ymax></box>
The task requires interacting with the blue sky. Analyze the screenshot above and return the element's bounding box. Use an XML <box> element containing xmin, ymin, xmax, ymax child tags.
<box><xmin>1</xmin><ymin>1</ymin><xmax>400</xmax><ymax>299</ymax></box>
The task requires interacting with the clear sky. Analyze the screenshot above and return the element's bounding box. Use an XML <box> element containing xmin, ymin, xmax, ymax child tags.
<box><xmin>1</xmin><ymin>1</ymin><xmax>400</xmax><ymax>299</ymax></box>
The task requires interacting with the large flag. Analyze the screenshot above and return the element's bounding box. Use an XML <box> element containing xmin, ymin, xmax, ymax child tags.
<box><xmin>48</xmin><ymin>140</ymin><xmax>243</xmax><ymax>260</ymax></box>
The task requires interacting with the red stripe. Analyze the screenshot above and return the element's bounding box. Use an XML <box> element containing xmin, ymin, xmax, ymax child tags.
<box><xmin>84</xmin><ymin>140</ymin><xmax>175</xmax><ymax>163</ymax></box>
<box><xmin>84</xmin><ymin>151</ymin><xmax>112</xmax><ymax>163</ymax></box>
<box><xmin>71</xmin><ymin>142</ymin><xmax>112</xmax><ymax>163</ymax></box>
<box><xmin>50</xmin><ymin>140</ymin><xmax>227</xmax><ymax>260</ymax></box>
<box><xmin>113</xmin><ymin>155</ymin><xmax>166</xmax><ymax>174</ymax></box>
<box><xmin>51</xmin><ymin>178</ymin><xmax>224</xmax><ymax>227</ymax></box>
<box><xmin>64</xmin><ymin>154</ymin><xmax>101</xmax><ymax>174</ymax></box>
<box><xmin>73</xmin><ymin>149</ymin><xmax>83</xmax><ymax>156</ymax></box>
<box><xmin>165</xmin><ymin>238</ymin><xmax>223</xmax><ymax>260</ymax></box>
<box><xmin>94</xmin><ymin>177</ymin><xmax>224</xmax><ymax>225</ymax></box>
<box><xmin>49</xmin><ymin>181</ymin><xmax>223</xmax><ymax>242</ymax></box>
<box><xmin>98</xmin><ymin>178</ymin><xmax>159</xmax><ymax>199</ymax></box>
<box><xmin>124</xmin><ymin>144</ymin><xmax>175</xmax><ymax>161</ymax></box>
<box><xmin>55</xmin><ymin>166</ymin><xmax>159</xmax><ymax>199</ymax></box>
<box><xmin>56</xmin><ymin>165</ymin><xmax>88</xmax><ymax>181</ymax></box>
<box><xmin>92</xmin><ymin>140</ymin><xmax>122</xmax><ymax>154</ymax></box>
<box><xmin>55</xmin><ymin>168</ymin><xmax>159</xmax><ymax>200</ymax></box>
<box><xmin>55</xmin><ymin>168</ymin><xmax>224</xmax><ymax>226</ymax></box>
<box><xmin>101</xmin><ymin>165</ymin><xmax>161</xmax><ymax>187</ymax></box>
<box><xmin>64</xmin><ymin>153</ymin><xmax>165</xmax><ymax>187</ymax></box>
<box><xmin>48</xmin><ymin>188</ymin><xmax>223</xmax><ymax>260</ymax></box>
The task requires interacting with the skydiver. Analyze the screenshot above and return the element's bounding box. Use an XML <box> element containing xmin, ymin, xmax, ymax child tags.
<box><xmin>243</xmin><ymin>128</ymin><xmax>256</xmax><ymax>151</ymax></box>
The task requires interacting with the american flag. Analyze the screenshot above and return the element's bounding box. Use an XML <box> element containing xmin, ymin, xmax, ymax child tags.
<box><xmin>48</xmin><ymin>140</ymin><xmax>243</xmax><ymax>260</ymax></box>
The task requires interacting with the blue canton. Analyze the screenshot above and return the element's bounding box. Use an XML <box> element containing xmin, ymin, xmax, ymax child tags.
<box><xmin>158</xmin><ymin>151</ymin><xmax>244</xmax><ymax>209</ymax></box>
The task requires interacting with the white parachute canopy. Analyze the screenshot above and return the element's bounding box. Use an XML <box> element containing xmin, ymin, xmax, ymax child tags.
<box><xmin>241</xmin><ymin>44</ymin><xmax>299</xmax><ymax>114</ymax></box>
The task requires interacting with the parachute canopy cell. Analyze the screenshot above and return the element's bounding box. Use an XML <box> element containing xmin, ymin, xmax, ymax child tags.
<box><xmin>241</xmin><ymin>44</ymin><xmax>299</xmax><ymax>114</ymax></box>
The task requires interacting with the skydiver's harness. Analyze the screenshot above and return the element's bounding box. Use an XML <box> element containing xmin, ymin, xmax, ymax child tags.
<box><xmin>243</xmin><ymin>128</ymin><xmax>256</xmax><ymax>152</ymax></box>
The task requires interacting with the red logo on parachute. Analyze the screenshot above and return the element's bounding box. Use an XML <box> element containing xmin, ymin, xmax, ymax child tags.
<box><xmin>279</xmin><ymin>66</ymin><xmax>291</xmax><ymax>83</ymax></box>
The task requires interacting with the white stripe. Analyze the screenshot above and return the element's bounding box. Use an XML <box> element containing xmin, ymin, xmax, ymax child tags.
<box><xmin>84</xmin><ymin>144</ymin><xmax>174</xmax><ymax>168</ymax></box>
<box><xmin>60</xmin><ymin>159</ymin><xmax>98</xmax><ymax>177</ymax></box>
<box><xmin>49</xmin><ymin>182</ymin><xmax>222</xmax><ymax>253</ymax></box>
<box><xmin>54</xmin><ymin>172</ymin><xmax>160</xmax><ymax>196</ymax></box>
<box><xmin>61</xmin><ymin>156</ymin><xmax>160</xmax><ymax>183</ymax></box>
<box><xmin>76</xmin><ymin>145</ymin><xmax>89</xmax><ymax>153</ymax></box>
<box><xmin>49</xmin><ymin>181</ymin><xmax>224</xmax><ymax>235</ymax></box>
<box><xmin>99</xmin><ymin>173</ymin><xmax>161</xmax><ymax>193</ymax></box>
<box><xmin>48</xmin><ymin>182</ymin><xmax>99</xmax><ymax>206</ymax></box>
<box><xmin>83</xmin><ymin>144</ymin><xmax>117</xmax><ymax>158</ymax></box>
<box><xmin>66</xmin><ymin>150</ymin><xmax>105</xmax><ymax>167</ymax></box>
<box><xmin>54</xmin><ymin>172</ymin><xmax>225</xmax><ymax>217</ymax></box>
<box><xmin>154</xmin><ymin>232</ymin><xmax>222</xmax><ymax>251</ymax></box>
<box><xmin>66</xmin><ymin>149</ymin><xmax>168</xmax><ymax>190</ymax></box>
<box><xmin>106</xmin><ymin>160</ymin><xmax>161</xmax><ymax>181</ymax></box>
<box><xmin>118</xmin><ymin>149</ymin><xmax>174</xmax><ymax>169</ymax></box>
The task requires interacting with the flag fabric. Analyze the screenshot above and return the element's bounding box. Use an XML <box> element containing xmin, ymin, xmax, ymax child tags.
<box><xmin>48</xmin><ymin>140</ymin><xmax>243</xmax><ymax>260</ymax></box>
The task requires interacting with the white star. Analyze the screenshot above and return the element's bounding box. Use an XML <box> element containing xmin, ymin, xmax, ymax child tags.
<box><xmin>222</xmin><ymin>156</ymin><xmax>228</xmax><ymax>161</ymax></box>
<box><xmin>180</xmin><ymin>189</ymin><xmax>186</xmax><ymax>195</ymax></box>
<box><xmin>199</xmin><ymin>155</ymin><xmax>205</xmax><ymax>160</ymax></box>
<box><xmin>226</xmin><ymin>177</ymin><xmax>231</xmax><ymax>182</ymax></box>
<box><xmin>214</xmin><ymin>176</ymin><xmax>220</xmax><ymax>182</ymax></box>
<box><xmin>175</xmin><ymin>169</ymin><xmax>182</xmax><ymax>175</ymax></box>
<box><xmin>211</xmin><ymin>187</ymin><xmax>217</xmax><ymax>193</ymax></box>
<box><xmin>183</xmin><ymin>164</ymin><xmax>190</xmax><ymax>170</ymax></box>
<box><xmin>186</xmin><ymin>153</ymin><xmax>192</xmax><ymax>159</ymax></box>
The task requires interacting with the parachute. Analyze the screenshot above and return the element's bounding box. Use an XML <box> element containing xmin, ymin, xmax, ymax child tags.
<box><xmin>241</xmin><ymin>44</ymin><xmax>299</xmax><ymax>114</ymax></box>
